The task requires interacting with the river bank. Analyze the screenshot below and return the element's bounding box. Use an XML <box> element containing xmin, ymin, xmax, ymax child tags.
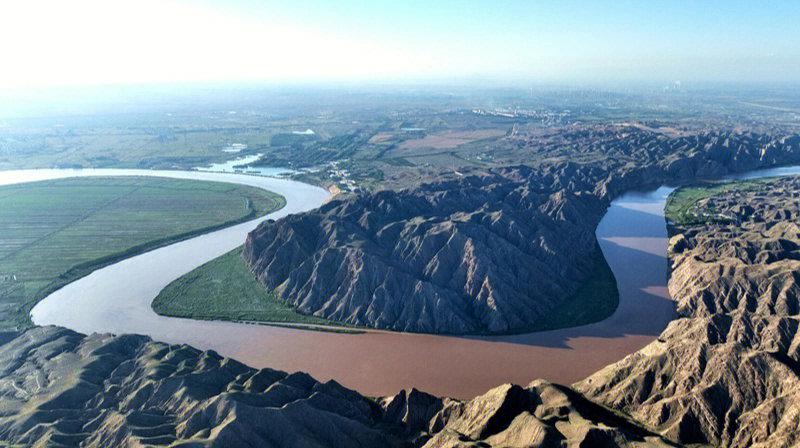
<box><xmin>21</xmin><ymin>166</ymin><xmax>800</xmax><ymax>397</ymax></box>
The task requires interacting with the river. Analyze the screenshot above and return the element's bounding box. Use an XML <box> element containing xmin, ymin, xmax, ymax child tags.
<box><xmin>17</xmin><ymin>165</ymin><xmax>800</xmax><ymax>398</ymax></box>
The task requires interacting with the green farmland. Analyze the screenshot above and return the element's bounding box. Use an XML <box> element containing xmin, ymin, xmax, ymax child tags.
<box><xmin>665</xmin><ymin>177</ymin><xmax>776</xmax><ymax>226</ymax></box>
<box><xmin>0</xmin><ymin>176</ymin><xmax>284</xmax><ymax>331</ymax></box>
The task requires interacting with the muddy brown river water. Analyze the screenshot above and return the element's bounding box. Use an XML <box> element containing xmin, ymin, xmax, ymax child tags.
<box><xmin>22</xmin><ymin>166</ymin><xmax>800</xmax><ymax>398</ymax></box>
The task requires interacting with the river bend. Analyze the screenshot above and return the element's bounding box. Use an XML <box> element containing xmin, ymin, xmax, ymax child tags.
<box><xmin>18</xmin><ymin>166</ymin><xmax>800</xmax><ymax>397</ymax></box>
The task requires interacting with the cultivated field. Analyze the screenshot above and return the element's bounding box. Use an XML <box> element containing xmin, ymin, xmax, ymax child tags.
<box><xmin>0</xmin><ymin>176</ymin><xmax>284</xmax><ymax>330</ymax></box>
<box><xmin>399</xmin><ymin>129</ymin><xmax>507</xmax><ymax>149</ymax></box>
<box><xmin>665</xmin><ymin>177</ymin><xmax>776</xmax><ymax>225</ymax></box>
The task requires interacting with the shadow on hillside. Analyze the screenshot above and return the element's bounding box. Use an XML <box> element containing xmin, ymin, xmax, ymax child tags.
<box><xmin>464</xmin><ymin>231</ymin><xmax>675</xmax><ymax>349</ymax></box>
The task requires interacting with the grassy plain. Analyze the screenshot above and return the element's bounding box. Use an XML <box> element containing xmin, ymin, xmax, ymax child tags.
<box><xmin>152</xmin><ymin>247</ymin><xmax>343</xmax><ymax>327</ymax></box>
<box><xmin>0</xmin><ymin>176</ymin><xmax>284</xmax><ymax>330</ymax></box>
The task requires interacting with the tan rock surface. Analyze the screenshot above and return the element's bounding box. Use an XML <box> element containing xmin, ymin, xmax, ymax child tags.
<box><xmin>578</xmin><ymin>177</ymin><xmax>800</xmax><ymax>447</ymax></box>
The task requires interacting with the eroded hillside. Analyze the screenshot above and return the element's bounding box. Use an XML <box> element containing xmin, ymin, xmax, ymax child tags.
<box><xmin>244</xmin><ymin>166</ymin><xmax>606</xmax><ymax>333</ymax></box>
<box><xmin>0</xmin><ymin>327</ymin><xmax>674</xmax><ymax>447</ymax></box>
<box><xmin>7</xmin><ymin>154</ymin><xmax>800</xmax><ymax>447</ymax></box>
<box><xmin>244</xmin><ymin>128</ymin><xmax>800</xmax><ymax>333</ymax></box>
<box><xmin>0</xmin><ymin>327</ymin><xmax>407</xmax><ymax>447</ymax></box>
<box><xmin>576</xmin><ymin>176</ymin><xmax>800</xmax><ymax>447</ymax></box>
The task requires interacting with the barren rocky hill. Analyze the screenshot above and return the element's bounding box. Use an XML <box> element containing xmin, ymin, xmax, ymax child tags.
<box><xmin>419</xmin><ymin>381</ymin><xmax>674</xmax><ymax>447</ymax></box>
<box><xmin>0</xmin><ymin>326</ymin><xmax>405</xmax><ymax>447</ymax></box>
<box><xmin>244</xmin><ymin>128</ymin><xmax>800</xmax><ymax>333</ymax></box>
<box><xmin>576</xmin><ymin>176</ymin><xmax>800</xmax><ymax>447</ymax></box>
<box><xmin>244</xmin><ymin>167</ymin><xmax>606</xmax><ymax>334</ymax></box>
<box><xmin>6</xmin><ymin>133</ymin><xmax>800</xmax><ymax>447</ymax></box>
<box><xmin>0</xmin><ymin>327</ymin><xmax>673</xmax><ymax>447</ymax></box>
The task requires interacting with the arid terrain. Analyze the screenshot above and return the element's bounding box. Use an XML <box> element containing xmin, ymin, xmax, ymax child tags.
<box><xmin>244</xmin><ymin>128</ymin><xmax>800</xmax><ymax>334</ymax></box>
<box><xmin>0</xmin><ymin>326</ymin><xmax>675</xmax><ymax>447</ymax></box>
<box><xmin>576</xmin><ymin>176</ymin><xmax>800</xmax><ymax>446</ymax></box>
<box><xmin>2</xmin><ymin>0</ymin><xmax>800</xmax><ymax>443</ymax></box>
<box><xmin>4</xmin><ymin>85</ymin><xmax>800</xmax><ymax>447</ymax></box>
<box><xmin>5</xmin><ymin>149</ymin><xmax>800</xmax><ymax>447</ymax></box>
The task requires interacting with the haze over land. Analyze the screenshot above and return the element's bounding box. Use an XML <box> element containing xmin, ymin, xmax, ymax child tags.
<box><xmin>2</xmin><ymin>1</ymin><xmax>800</xmax><ymax>447</ymax></box>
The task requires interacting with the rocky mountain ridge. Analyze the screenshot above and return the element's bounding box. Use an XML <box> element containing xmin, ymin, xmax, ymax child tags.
<box><xmin>0</xmin><ymin>326</ymin><xmax>406</xmax><ymax>447</ymax></box>
<box><xmin>244</xmin><ymin>168</ymin><xmax>605</xmax><ymax>333</ymax></box>
<box><xmin>244</xmin><ymin>128</ymin><xmax>800</xmax><ymax>334</ymax></box>
<box><xmin>0</xmin><ymin>326</ymin><xmax>675</xmax><ymax>447</ymax></box>
<box><xmin>576</xmin><ymin>176</ymin><xmax>800</xmax><ymax>447</ymax></box>
<box><xmin>5</xmin><ymin>131</ymin><xmax>800</xmax><ymax>446</ymax></box>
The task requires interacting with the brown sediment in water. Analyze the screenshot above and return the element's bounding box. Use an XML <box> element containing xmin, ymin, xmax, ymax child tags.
<box><xmin>179</xmin><ymin>197</ymin><xmax>673</xmax><ymax>398</ymax></box>
<box><xmin>32</xmin><ymin>170</ymin><xmax>676</xmax><ymax>398</ymax></box>
<box><xmin>27</xmin><ymin>167</ymin><xmax>800</xmax><ymax>397</ymax></box>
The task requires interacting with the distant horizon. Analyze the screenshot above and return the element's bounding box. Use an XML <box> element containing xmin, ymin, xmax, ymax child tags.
<box><xmin>2</xmin><ymin>78</ymin><xmax>800</xmax><ymax>121</ymax></box>
<box><xmin>4</xmin><ymin>76</ymin><xmax>800</xmax><ymax>95</ymax></box>
<box><xmin>2</xmin><ymin>0</ymin><xmax>799</xmax><ymax>89</ymax></box>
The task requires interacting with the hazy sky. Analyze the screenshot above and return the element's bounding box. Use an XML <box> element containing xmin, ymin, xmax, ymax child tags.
<box><xmin>1</xmin><ymin>0</ymin><xmax>798</xmax><ymax>88</ymax></box>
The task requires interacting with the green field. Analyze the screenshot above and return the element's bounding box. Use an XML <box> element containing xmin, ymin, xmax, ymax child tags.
<box><xmin>152</xmin><ymin>247</ymin><xmax>340</xmax><ymax>327</ymax></box>
<box><xmin>0</xmin><ymin>176</ymin><xmax>285</xmax><ymax>331</ymax></box>
<box><xmin>665</xmin><ymin>177</ymin><xmax>776</xmax><ymax>225</ymax></box>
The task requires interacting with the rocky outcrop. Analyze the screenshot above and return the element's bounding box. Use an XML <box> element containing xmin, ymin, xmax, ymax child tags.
<box><xmin>667</xmin><ymin>179</ymin><xmax>800</xmax><ymax>319</ymax></box>
<box><xmin>0</xmin><ymin>326</ymin><xmax>677</xmax><ymax>448</ymax></box>
<box><xmin>0</xmin><ymin>326</ymin><xmax>407</xmax><ymax>448</ymax></box>
<box><xmin>244</xmin><ymin>128</ymin><xmax>800</xmax><ymax>334</ymax></box>
<box><xmin>244</xmin><ymin>168</ymin><xmax>605</xmax><ymax>334</ymax></box>
<box><xmin>422</xmin><ymin>381</ymin><xmax>673</xmax><ymax>447</ymax></box>
<box><xmin>380</xmin><ymin>388</ymin><xmax>460</xmax><ymax>444</ymax></box>
<box><xmin>576</xmin><ymin>176</ymin><xmax>800</xmax><ymax>447</ymax></box>
<box><xmin>578</xmin><ymin>311</ymin><xmax>800</xmax><ymax>447</ymax></box>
